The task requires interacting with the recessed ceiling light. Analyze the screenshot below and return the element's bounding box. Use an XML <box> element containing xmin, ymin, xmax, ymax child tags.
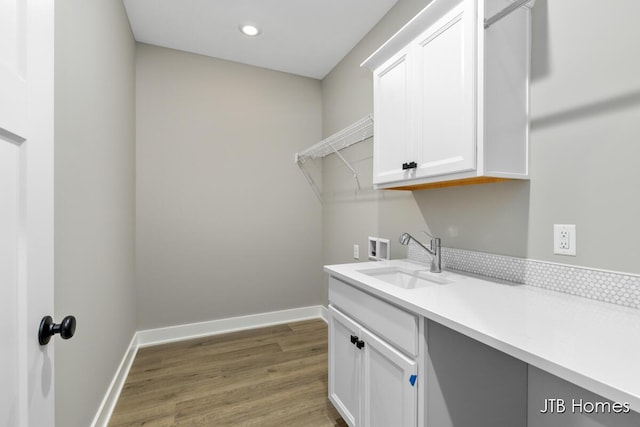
<box><xmin>239</xmin><ymin>24</ymin><xmax>261</xmax><ymax>37</ymax></box>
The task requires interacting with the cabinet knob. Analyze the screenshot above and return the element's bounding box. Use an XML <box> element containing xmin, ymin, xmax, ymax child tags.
<box><xmin>350</xmin><ymin>334</ymin><xmax>358</xmax><ymax>344</ymax></box>
<box><xmin>356</xmin><ymin>340</ymin><xmax>365</xmax><ymax>349</ymax></box>
<box><xmin>402</xmin><ymin>161</ymin><xmax>417</xmax><ymax>170</ymax></box>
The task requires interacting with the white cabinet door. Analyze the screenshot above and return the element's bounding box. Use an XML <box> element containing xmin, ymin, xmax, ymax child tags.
<box><xmin>329</xmin><ymin>306</ymin><xmax>361</xmax><ymax>427</ymax></box>
<box><xmin>329</xmin><ymin>304</ymin><xmax>419</xmax><ymax>427</ymax></box>
<box><xmin>372</xmin><ymin>45</ymin><xmax>415</xmax><ymax>185</ymax></box>
<box><xmin>361</xmin><ymin>328</ymin><xmax>418</xmax><ymax>427</ymax></box>
<box><xmin>414</xmin><ymin>2</ymin><xmax>476</xmax><ymax>178</ymax></box>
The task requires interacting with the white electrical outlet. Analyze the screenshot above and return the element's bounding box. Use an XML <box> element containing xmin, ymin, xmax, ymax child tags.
<box><xmin>554</xmin><ymin>224</ymin><xmax>576</xmax><ymax>256</ymax></box>
<box><xmin>353</xmin><ymin>244</ymin><xmax>360</xmax><ymax>260</ymax></box>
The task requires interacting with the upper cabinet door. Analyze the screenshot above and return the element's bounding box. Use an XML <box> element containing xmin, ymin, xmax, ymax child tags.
<box><xmin>413</xmin><ymin>1</ymin><xmax>476</xmax><ymax>178</ymax></box>
<box><xmin>372</xmin><ymin>46</ymin><xmax>414</xmax><ymax>185</ymax></box>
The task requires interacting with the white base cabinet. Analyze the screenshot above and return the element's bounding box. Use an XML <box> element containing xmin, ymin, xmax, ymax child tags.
<box><xmin>328</xmin><ymin>278</ymin><xmax>419</xmax><ymax>427</ymax></box>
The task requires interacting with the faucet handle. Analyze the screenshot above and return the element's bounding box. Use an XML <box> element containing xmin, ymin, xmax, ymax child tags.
<box><xmin>431</xmin><ymin>237</ymin><xmax>441</xmax><ymax>250</ymax></box>
<box><xmin>422</xmin><ymin>231</ymin><xmax>441</xmax><ymax>247</ymax></box>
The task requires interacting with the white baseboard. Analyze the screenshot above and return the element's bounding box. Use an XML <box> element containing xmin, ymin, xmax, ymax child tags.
<box><xmin>137</xmin><ymin>305</ymin><xmax>326</xmax><ymax>347</ymax></box>
<box><xmin>93</xmin><ymin>305</ymin><xmax>327</xmax><ymax>425</ymax></box>
<box><xmin>90</xmin><ymin>334</ymin><xmax>138</xmax><ymax>427</ymax></box>
<box><xmin>320</xmin><ymin>305</ymin><xmax>328</xmax><ymax>323</ymax></box>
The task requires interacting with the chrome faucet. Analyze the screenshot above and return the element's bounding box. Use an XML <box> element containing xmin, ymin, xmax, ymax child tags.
<box><xmin>399</xmin><ymin>232</ymin><xmax>442</xmax><ymax>273</ymax></box>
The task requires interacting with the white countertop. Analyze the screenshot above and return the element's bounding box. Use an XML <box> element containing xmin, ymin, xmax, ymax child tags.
<box><xmin>325</xmin><ymin>259</ymin><xmax>640</xmax><ymax>412</ymax></box>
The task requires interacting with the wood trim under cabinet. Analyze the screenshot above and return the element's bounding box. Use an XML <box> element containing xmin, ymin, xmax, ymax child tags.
<box><xmin>383</xmin><ymin>176</ymin><xmax>513</xmax><ymax>191</ymax></box>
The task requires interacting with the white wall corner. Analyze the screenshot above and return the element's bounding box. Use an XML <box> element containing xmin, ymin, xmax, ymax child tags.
<box><xmin>90</xmin><ymin>333</ymin><xmax>139</xmax><ymax>427</ymax></box>
<box><xmin>320</xmin><ymin>305</ymin><xmax>328</xmax><ymax>323</ymax></box>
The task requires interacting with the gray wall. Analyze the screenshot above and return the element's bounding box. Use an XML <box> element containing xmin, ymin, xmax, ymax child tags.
<box><xmin>524</xmin><ymin>0</ymin><xmax>640</xmax><ymax>269</ymax></box>
<box><xmin>54</xmin><ymin>0</ymin><xmax>137</xmax><ymax>426</ymax></box>
<box><xmin>427</xmin><ymin>320</ymin><xmax>527</xmax><ymax>427</ymax></box>
<box><xmin>135</xmin><ymin>44</ymin><xmax>323</xmax><ymax>330</ymax></box>
<box><xmin>416</xmin><ymin>0</ymin><xmax>640</xmax><ymax>266</ymax></box>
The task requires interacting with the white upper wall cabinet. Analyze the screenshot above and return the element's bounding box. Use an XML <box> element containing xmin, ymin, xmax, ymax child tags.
<box><xmin>363</xmin><ymin>0</ymin><xmax>534</xmax><ymax>190</ymax></box>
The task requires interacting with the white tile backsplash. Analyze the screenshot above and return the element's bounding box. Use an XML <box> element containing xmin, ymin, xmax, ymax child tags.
<box><xmin>407</xmin><ymin>241</ymin><xmax>640</xmax><ymax>310</ymax></box>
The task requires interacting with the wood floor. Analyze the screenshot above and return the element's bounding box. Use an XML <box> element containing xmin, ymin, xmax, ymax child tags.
<box><xmin>109</xmin><ymin>319</ymin><xmax>347</xmax><ymax>426</ymax></box>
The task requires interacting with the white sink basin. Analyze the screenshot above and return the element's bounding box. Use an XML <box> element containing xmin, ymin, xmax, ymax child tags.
<box><xmin>358</xmin><ymin>266</ymin><xmax>452</xmax><ymax>289</ymax></box>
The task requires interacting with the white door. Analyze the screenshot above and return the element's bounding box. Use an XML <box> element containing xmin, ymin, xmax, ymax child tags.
<box><xmin>361</xmin><ymin>328</ymin><xmax>417</xmax><ymax>427</ymax></box>
<box><xmin>1</xmin><ymin>0</ymin><xmax>55</xmax><ymax>426</ymax></box>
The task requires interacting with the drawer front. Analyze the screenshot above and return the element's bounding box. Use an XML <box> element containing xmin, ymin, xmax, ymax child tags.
<box><xmin>329</xmin><ymin>276</ymin><xmax>418</xmax><ymax>357</ymax></box>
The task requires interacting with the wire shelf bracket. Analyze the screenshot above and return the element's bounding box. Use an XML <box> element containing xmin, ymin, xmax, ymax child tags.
<box><xmin>295</xmin><ymin>114</ymin><xmax>373</xmax><ymax>200</ymax></box>
<box><xmin>484</xmin><ymin>0</ymin><xmax>535</xmax><ymax>29</ymax></box>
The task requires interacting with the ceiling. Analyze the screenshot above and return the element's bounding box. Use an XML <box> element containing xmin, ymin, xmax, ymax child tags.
<box><xmin>122</xmin><ymin>0</ymin><xmax>398</xmax><ymax>80</ymax></box>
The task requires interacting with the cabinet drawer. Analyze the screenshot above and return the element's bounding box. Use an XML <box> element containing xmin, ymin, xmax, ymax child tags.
<box><xmin>329</xmin><ymin>276</ymin><xmax>418</xmax><ymax>357</ymax></box>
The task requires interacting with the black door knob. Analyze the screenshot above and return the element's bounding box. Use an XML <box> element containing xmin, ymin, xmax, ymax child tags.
<box><xmin>38</xmin><ymin>315</ymin><xmax>76</xmax><ymax>345</ymax></box>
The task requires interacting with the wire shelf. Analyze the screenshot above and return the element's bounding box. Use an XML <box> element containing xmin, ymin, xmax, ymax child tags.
<box><xmin>295</xmin><ymin>114</ymin><xmax>373</xmax><ymax>162</ymax></box>
<box><xmin>295</xmin><ymin>114</ymin><xmax>373</xmax><ymax>201</ymax></box>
